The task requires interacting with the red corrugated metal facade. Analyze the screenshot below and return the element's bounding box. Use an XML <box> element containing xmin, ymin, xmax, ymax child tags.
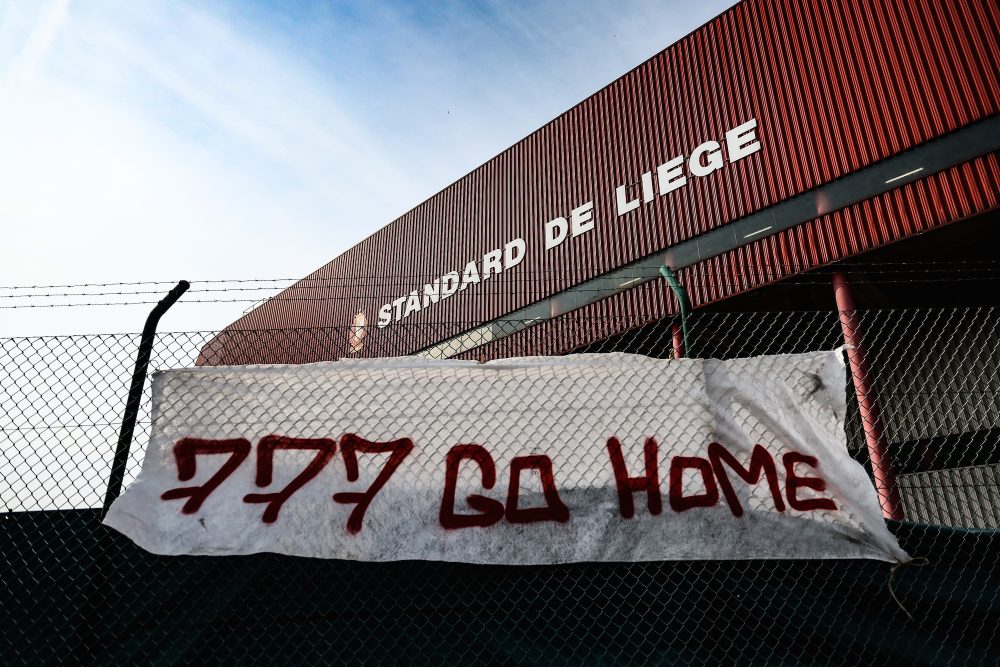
<box><xmin>475</xmin><ymin>153</ymin><xmax>999</xmax><ymax>360</ymax></box>
<box><xmin>203</xmin><ymin>0</ymin><xmax>1000</xmax><ymax>365</ymax></box>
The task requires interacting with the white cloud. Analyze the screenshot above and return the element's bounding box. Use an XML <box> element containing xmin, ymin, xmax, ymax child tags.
<box><xmin>1</xmin><ymin>0</ymin><xmax>68</xmax><ymax>86</ymax></box>
<box><xmin>0</xmin><ymin>0</ymin><xmax>736</xmax><ymax>337</ymax></box>
<box><xmin>0</xmin><ymin>1</ymin><xmax>426</xmax><ymax>335</ymax></box>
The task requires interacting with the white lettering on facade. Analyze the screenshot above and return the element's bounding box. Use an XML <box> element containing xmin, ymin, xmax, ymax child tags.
<box><xmin>376</xmin><ymin>118</ymin><xmax>761</xmax><ymax>328</ymax></box>
<box><xmin>617</xmin><ymin>118</ymin><xmax>760</xmax><ymax>217</ymax></box>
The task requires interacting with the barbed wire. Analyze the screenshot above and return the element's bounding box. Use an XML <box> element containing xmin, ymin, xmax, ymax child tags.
<box><xmin>3</xmin><ymin>276</ymin><xmax>1000</xmax><ymax>308</ymax></box>
<box><xmin>2</xmin><ymin>259</ymin><xmax>1000</xmax><ymax>292</ymax></box>
<box><xmin>1</xmin><ymin>260</ymin><xmax>998</xmax><ymax>309</ymax></box>
<box><xmin>3</xmin><ymin>268</ymin><xmax>999</xmax><ymax>295</ymax></box>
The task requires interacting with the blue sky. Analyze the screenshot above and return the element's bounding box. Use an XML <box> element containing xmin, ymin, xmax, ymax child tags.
<box><xmin>0</xmin><ymin>0</ymin><xmax>735</xmax><ymax>335</ymax></box>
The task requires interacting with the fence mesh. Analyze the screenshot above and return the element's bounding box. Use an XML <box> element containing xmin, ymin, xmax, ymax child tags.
<box><xmin>2</xmin><ymin>307</ymin><xmax>999</xmax><ymax>664</ymax></box>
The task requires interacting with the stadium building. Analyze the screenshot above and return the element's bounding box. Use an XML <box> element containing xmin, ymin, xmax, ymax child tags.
<box><xmin>201</xmin><ymin>0</ymin><xmax>1000</xmax><ymax>528</ymax></box>
<box><xmin>204</xmin><ymin>0</ymin><xmax>998</xmax><ymax>367</ymax></box>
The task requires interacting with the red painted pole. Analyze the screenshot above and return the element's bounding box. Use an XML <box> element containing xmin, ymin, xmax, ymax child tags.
<box><xmin>671</xmin><ymin>323</ymin><xmax>685</xmax><ymax>359</ymax></box>
<box><xmin>833</xmin><ymin>273</ymin><xmax>904</xmax><ymax>520</ymax></box>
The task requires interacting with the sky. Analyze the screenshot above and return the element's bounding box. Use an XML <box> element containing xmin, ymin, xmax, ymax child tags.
<box><xmin>0</xmin><ymin>0</ymin><xmax>736</xmax><ymax>336</ymax></box>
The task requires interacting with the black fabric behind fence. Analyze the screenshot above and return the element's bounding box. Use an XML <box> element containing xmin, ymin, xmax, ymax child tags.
<box><xmin>3</xmin><ymin>510</ymin><xmax>997</xmax><ymax>665</ymax></box>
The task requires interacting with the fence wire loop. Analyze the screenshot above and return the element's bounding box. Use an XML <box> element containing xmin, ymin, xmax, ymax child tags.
<box><xmin>887</xmin><ymin>556</ymin><xmax>931</xmax><ymax>622</ymax></box>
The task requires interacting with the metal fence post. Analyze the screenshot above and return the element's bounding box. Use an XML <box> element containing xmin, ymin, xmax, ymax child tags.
<box><xmin>73</xmin><ymin>281</ymin><xmax>189</xmax><ymax>663</ymax></box>
<box><xmin>671</xmin><ymin>323</ymin><xmax>685</xmax><ymax>359</ymax></box>
<box><xmin>833</xmin><ymin>272</ymin><xmax>904</xmax><ymax>521</ymax></box>
<box><xmin>101</xmin><ymin>280</ymin><xmax>189</xmax><ymax>517</ymax></box>
<box><xmin>660</xmin><ymin>265</ymin><xmax>693</xmax><ymax>358</ymax></box>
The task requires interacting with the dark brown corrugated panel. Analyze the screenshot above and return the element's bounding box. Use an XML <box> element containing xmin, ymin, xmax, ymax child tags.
<box><xmin>682</xmin><ymin>153</ymin><xmax>1000</xmax><ymax>309</ymax></box>
<box><xmin>204</xmin><ymin>0</ymin><xmax>1000</xmax><ymax>365</ymax></box>
<box><xmin>454</xmin><ymin>153</ymin><xmax>1000</xmax><ymax>363</ymax></box>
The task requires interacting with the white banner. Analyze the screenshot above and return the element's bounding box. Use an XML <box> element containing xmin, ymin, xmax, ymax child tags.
<box><xmin>105</xmin><ymin>351</ymin><xmax>908</xmax><ymax>564</ymax></box>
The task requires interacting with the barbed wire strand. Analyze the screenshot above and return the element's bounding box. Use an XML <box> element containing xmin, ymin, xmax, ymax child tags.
<box><xmin>2</xmin><ymin>259</ymin><xmax>1000</xmax><ymax>291</ymax></box>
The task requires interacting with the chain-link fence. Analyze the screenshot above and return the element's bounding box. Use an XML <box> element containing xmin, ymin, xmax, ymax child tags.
<box><xmin>2</xmin><ymin>307</ymin><xmax>999</xmax><ymax>664</ymax></box>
